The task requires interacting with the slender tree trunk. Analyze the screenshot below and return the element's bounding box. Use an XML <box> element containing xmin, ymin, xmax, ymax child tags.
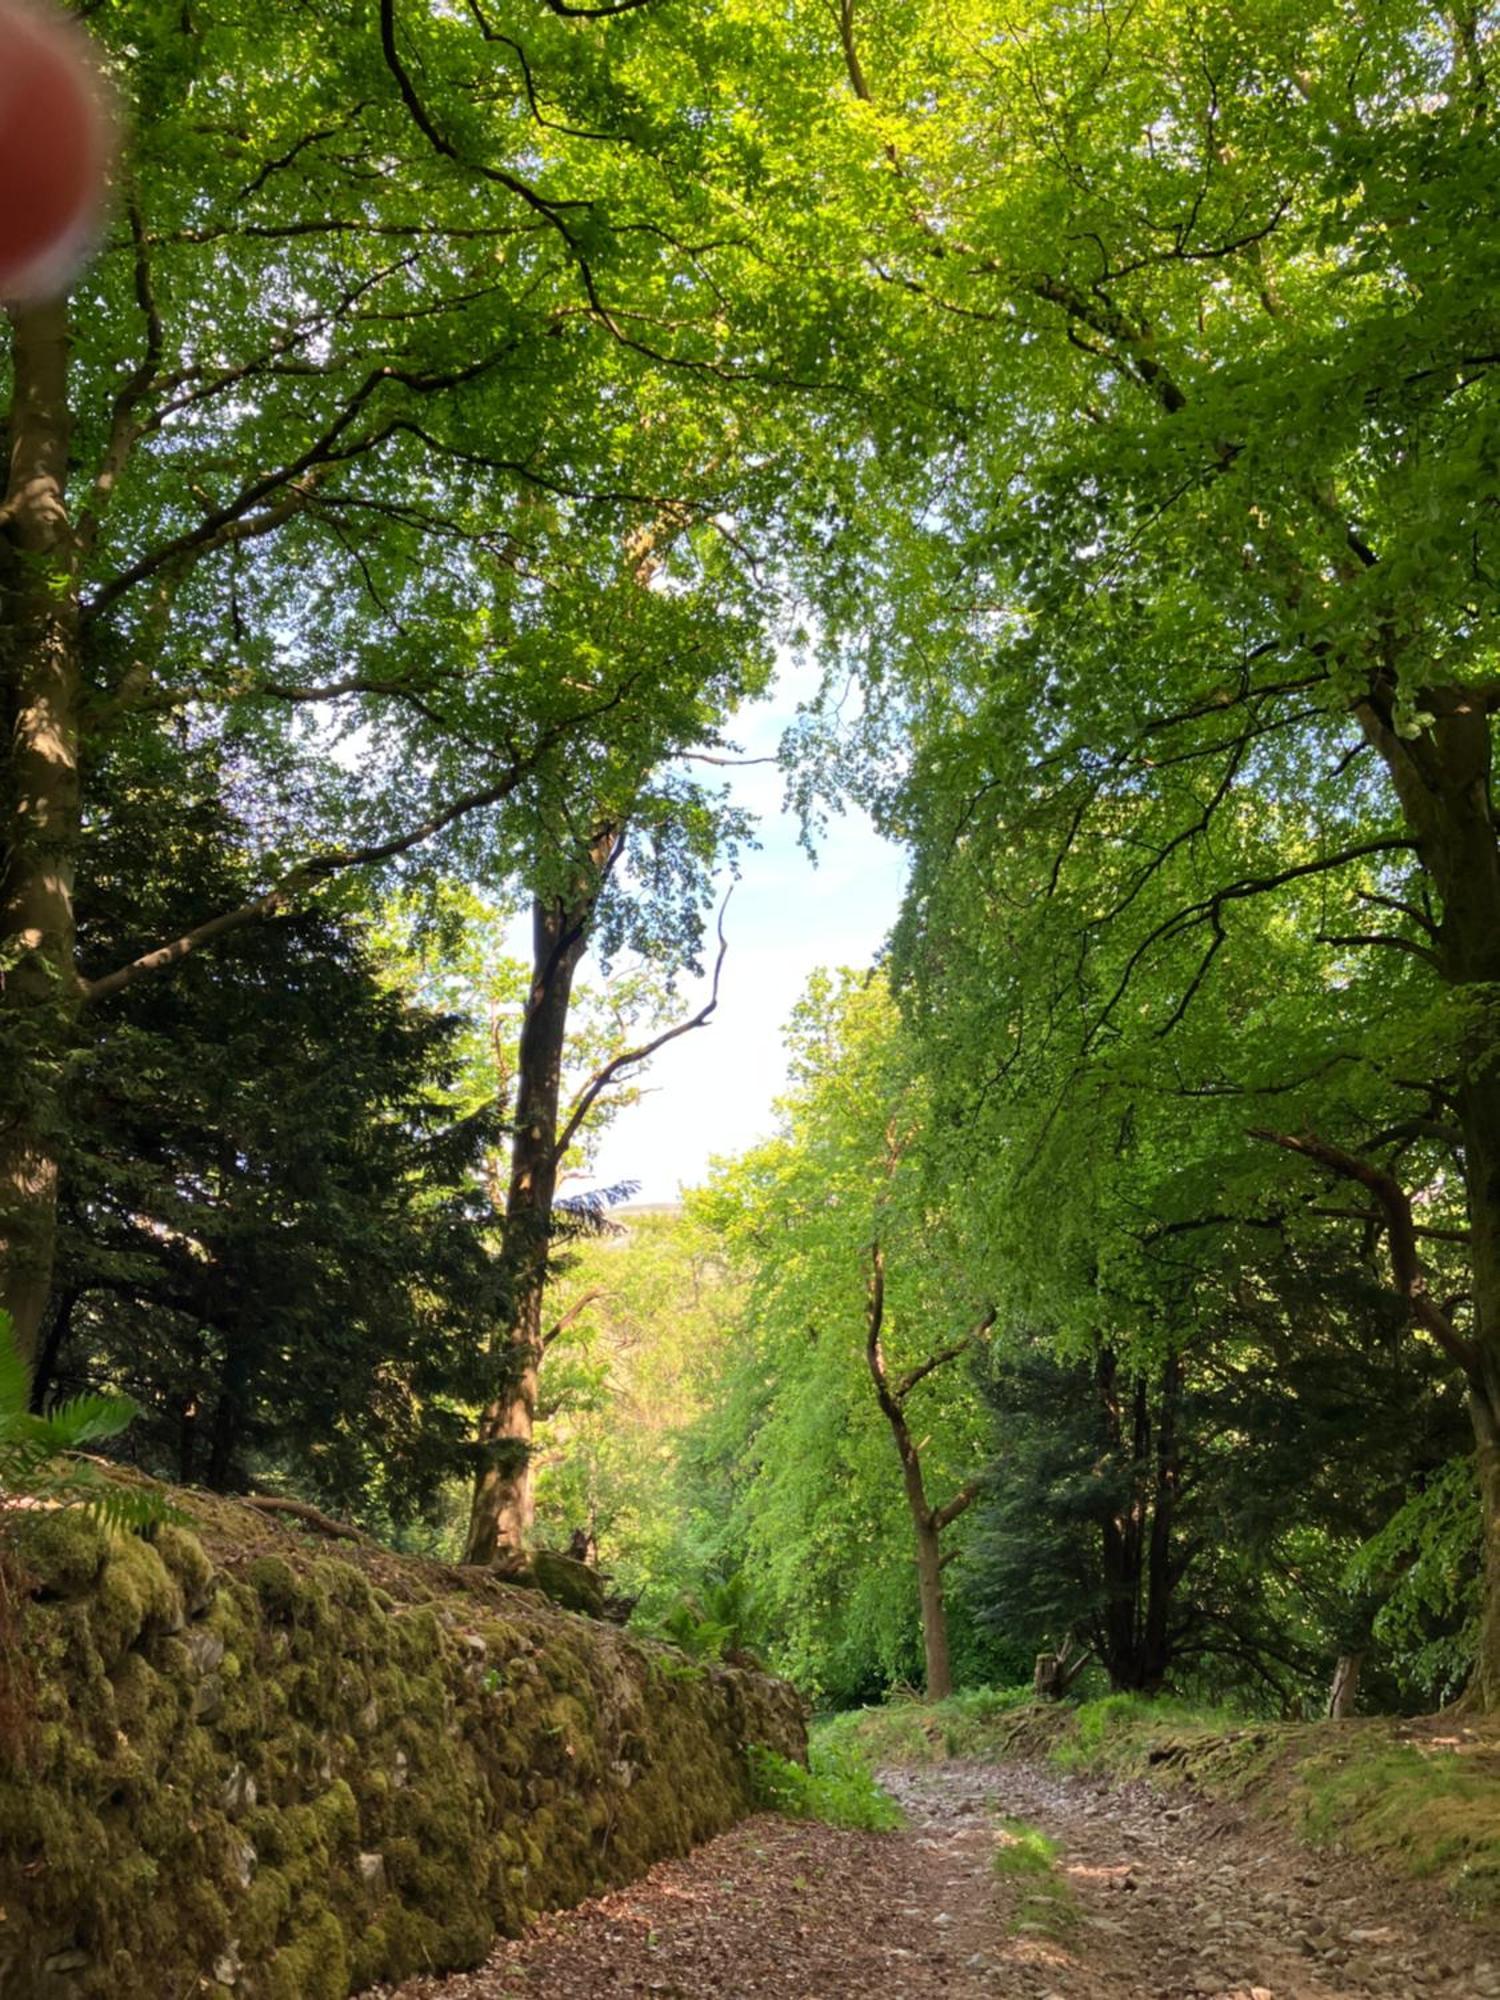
<box><xmin>1360</xmin><ymin>682</ymin><xmax>1500</xmax><ymax>1706</ymax></box>
<box><xmin>206</xmin><ymin>1323</ymin><xmax>253</xmax><ymax>1491</ymax></box>
<box><xmin>863</xmin><ymin>1244</ymin><xmax>986</xmax><ymax>1700</ymax></box>
<box><xmin>0</xmin><ymin>304</ymin><xmax>81</xmax><ymax>1366</ymax></box>
<box><xmin>914</xmin><ymin>1516</ymin><xmax>953</xmax><ymax>1701</ymax></box>
<box><xmin>1328</xmin><ymin>1652</ymin><xmax>1363</xmax><ymax>1718</ymax></box>
<box><xmin>1095</xmin><ymin>1349</ymin><xmax>1145</xmax><ymax>1690</ymax></box>
<box><xmin>27</xmin><ymin>1283</ymin><xmax>77</xmax><ymax>1411</ymax></box>
<box><xmin>463</xmin><ymin>867</ymin><xmax>601</xmax><ymax>1566</ymax></box>
<box><xmin>1142</xmin><ymin>1351</ymin><xmax>1182</xmax><ymax>1692</ymax></box>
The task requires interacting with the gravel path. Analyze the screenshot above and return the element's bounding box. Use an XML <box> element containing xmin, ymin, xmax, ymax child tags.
<box><xmin>367</xmin><ymin>1760</ymin><xmax>1500</xmax><ymax>1999</ymax></box>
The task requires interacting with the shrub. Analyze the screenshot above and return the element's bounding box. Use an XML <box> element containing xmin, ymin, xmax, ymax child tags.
<box><xmin>747</xmin><ymin>1739</ymin><xmax>903</xmax><ymax>1831</ymax></box>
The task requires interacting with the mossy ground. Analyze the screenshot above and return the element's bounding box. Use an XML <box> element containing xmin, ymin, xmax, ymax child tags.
<box><xmin>829</xmin><ymin>1687</ymin><xmax>1500</xmax><ymax>1920</ymax></box>
<box><xmin>0</xmin><ymin>1484</ymin><xmax>804</xmax><ymax>1999</ymax></box>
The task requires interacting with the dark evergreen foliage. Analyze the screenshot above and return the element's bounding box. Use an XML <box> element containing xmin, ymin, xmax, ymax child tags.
<box><xmin>973</xmin><ymin>1257</ymin><xmax>1470</xmax><ymax>1709</ymax></box>
<box><xmin>38</xmin><ymin>758</ymin><xmax>505</xmax><ymax>1526</ymax></box>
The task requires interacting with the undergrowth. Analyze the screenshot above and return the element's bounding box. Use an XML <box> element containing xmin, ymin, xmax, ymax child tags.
<box><xmin>830</xmin><ymin>1685</ymin><xmax>1500</xmax><ymax>1918</ymax></box>
<box><xmin>813</xmin><ymin>1684</ymin><xmax>1035</xmax><ymax>1766</ymax></box>
<box><xmin>748</xmin><ymin>1738</ymin><xmax>903</xmax><ymax>1832</ymax></box>
<box><xmin>992</xmin><ymin>1816</ymin><xmax>1076</xmax><ymax>1939</ymax></box>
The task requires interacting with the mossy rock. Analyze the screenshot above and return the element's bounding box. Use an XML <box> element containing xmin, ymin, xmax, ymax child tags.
<box><xmin>1</xmin><ymin>1491</ymin><xmax>805</xmax><ymax>1999</ymax></box>
<box><xmin>526</xmin><ymin>1551</ymin><xmax>606</xmax><ymax>1619</ymax></box>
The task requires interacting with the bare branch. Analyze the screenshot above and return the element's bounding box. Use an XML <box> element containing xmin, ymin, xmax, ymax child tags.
<box><xmin>246</xmin><ymin>1495</ymin><xmax>371</xmax><ymax>1544</ymax></box>
<box><xmin>932</xmin><ymin>1479</ymin><xmax>982</xmax><ymax>1534</ymax></box>
<box><xmin>553</xmin><ymin>894</ymin><xmax>731</xmax><ymax>1160</ymax></box>
<box><xmin>540</xmin><ymin>1289</ymin><xmax>605</xmax><ymax>1351</ymax></box>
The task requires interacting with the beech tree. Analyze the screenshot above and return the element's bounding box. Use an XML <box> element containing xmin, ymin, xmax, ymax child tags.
<box><xmin>0</xmin><ymin>0</ymin><xmax>833</xmax><ymax>1365</ymax></box>
<box><xmin>800</xmin><ymin>0</ymin><xmax>1500</xmax><ymax>1705</ymax></box>
<box><xmin>461</xmin><ymin>812</ymin><xmax>735</xmax><ymax>1566</ymax></box>
<box><xmin>694</xmin><ymin>975</ymin><xmax>997</xmax><ymax>1700</ymax></box>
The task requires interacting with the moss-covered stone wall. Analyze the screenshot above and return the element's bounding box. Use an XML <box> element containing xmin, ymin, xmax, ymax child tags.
<box><xmin>0</xmin><ymin>1491</ymin><xmax>805</xmax><ymax>1999</ymax></box>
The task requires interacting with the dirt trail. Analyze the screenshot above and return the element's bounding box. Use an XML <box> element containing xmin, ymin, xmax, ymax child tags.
<box><xmin>369</xmin><ymin>1761</ymin><xmax>1500</xmax><ymax>1999</ymax></box>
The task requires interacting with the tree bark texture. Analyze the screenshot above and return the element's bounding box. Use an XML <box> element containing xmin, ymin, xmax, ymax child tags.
<box><xmin>1328</xmin><ymin>1651</ymin><xmax>1363</xmax><ymax>1719</ymax></box>
<box><xmin>0</xmin><ymin>303</ymin><xmax>82</xmax><ymax>1368</ymax></box>
<box><xmin>463</xmin><ymin>855</ymin><xmax>606</xmax><ymax>1566</ymax></box>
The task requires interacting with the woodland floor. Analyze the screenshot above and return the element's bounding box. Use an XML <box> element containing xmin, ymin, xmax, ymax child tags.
<box><xmin>367</xmin><ymin>1760</ymin><xmax>1500</xmax><ymax>2000</ymax></box>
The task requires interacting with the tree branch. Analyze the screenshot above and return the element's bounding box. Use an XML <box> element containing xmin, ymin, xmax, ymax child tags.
<box><xmin>1087</xmin><ymin>836</ymin><xmax>1420</xmax><ymax>1048</ymax></box>
<box><xmin>892</xmin><ymin>1306</ymin><xmax>996</xmax><ymax>1402</ymax></box>
<box><xmin>540</xmin><ymin>1289</ymin><xmax>604</xmax><ymax>1350</ymax></box>
<box><xmin>82</xmin><ymin>681</ymin><xmax>635</xmax><ymax>1006</ymax></box>
<box><xmin>246</xmin><ymin>1495</ymin><xmax>371</xmax><ymax>1544</ymax></box>
<box><xmin>1315</xmin><ymin>930</ymin><xmax>1439</xmax><ymax>967</ymax></box>
<box><xmin>552</xmin><ymin>894</ymin><xmax>730</xmax><ymax>1161</ymax></box>
<box><xmin>932</xmin><ymin>1479</ymin><xmax>981</xmax><ymax>1534</ymax></box>
<box><xmin>1248</xmin><ymin>1128</ymin><xmax>1480</xmax><ymax>1376</ymax></box>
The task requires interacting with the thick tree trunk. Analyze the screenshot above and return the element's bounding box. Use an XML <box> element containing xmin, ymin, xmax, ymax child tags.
<box><xmin>1360</xmin><ymin>681</ymin><xmax>1500</xmax><ymax>1707</ymax></box>
<box><xmin>463</xmin><ymin>871</ymin><xmax>600</xmax><ymax>1566</ymax></box>
<box><xmin>1466</xmin><ymin>1354</ymin><xmax>1500</xmax><ymax>1710</ymax></box>
<box><xmin>0</xmin><ymin>304</ymin><xmax>81</xmax><ymax>1367</ymax></box>
<box><xmin>466</xmin><ymin>1310</ymin><xmax>545</xmax><ymax>1564</ymax></box>
<box><xmin>1455</xmin><ymin>1053</ymin><xmax>1500</xmax><ymax>1708</ymax></box>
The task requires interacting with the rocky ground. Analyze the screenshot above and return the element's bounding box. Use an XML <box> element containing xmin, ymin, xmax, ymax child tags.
<box><xmin>370</xmin><ymin>1759</ymin><xmax>1500</xmax><ymax>1999</ymax></box>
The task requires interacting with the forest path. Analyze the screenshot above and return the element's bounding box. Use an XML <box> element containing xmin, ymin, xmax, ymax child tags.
<box><xmin>369</xmin><ymin>1760</ymin><xmax>1499</xmax><ymax>2000</ymax></box>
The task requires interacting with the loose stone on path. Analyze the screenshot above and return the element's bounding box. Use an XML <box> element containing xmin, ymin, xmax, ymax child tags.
<box><xmin>366</xmin><ymin>1759</ymin><xmax>1496</xmax><ymax>1999</ymax></box>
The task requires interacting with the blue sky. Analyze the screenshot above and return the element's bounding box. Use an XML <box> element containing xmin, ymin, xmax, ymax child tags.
<box><xmin>588</xmin><ymin>660</ymin><xmax>909</xmax><ymax>1202</ymax></box>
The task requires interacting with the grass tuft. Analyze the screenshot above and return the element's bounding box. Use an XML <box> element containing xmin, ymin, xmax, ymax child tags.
<box><xmin>992</xmin><ymin>1815</ymin><xmax>1076</xmax><ymax>1937</ymax></box>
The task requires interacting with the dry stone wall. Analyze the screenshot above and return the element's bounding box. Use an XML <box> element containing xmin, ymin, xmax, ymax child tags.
<box><xmin>0</xmin><ymin>1491</ymin><xmax>805</xmax><ymax>1999</ymax></box>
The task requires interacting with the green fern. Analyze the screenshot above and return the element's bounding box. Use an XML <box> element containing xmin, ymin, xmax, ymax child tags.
<box><xmin>0</xmin><ymin>1312</ymin><xmax>167</xmax><ymax>1533</ymax></box>
<box><xmin>655</xmin><ymin>1569</ymin><xmax>766</xmax><ymax>1663</ymax></box>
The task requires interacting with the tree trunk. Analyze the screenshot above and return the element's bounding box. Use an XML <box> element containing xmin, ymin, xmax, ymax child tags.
<box><xmin>1142</xmin><ymin>1351</ymin><xmax>1182</xmax><ymax>1692</ymax></box>
<box><xmin>915</xmin><ymin>1515</ymin><xmax>953</xmax><ymax>1700</ymax></box>
<box><xmin>1455</xmin><ymin>1064</ymin><xmax>1500</xmax><ymax>1708</ymax></box>
<box><xmin>463</xmin><ymin>865</ymin><xmax>602</xmax><ymax>1566</ymax></box>
<box><xmin>1328</xmin><ymin>1651</ymin><xmax>1363</xmax><ymax>1718</ymax></box>
<box><xmin>1360</xmin><ymin>682</ymin><xmax>1500</xmax><ymax>1706</ymax></box>
<box><xmin>206</xmin><ymin>1327</ymin><xmax>253</xmax><ymax>1491</ymax></box>
<box><xmin>1095</xmin><ymin>1350</ymin><xmax>1148</xmax><ymax>1690</ymax></box>
<box><xmin>863</xmin><ymin>1244</ymin><xmax>986</xmax><ymax>1700</ymax></box>
<box><xmin>0</xmin><ymin>303</ymin><xmax>81</xmax><ymax>1367</ymax></box>
<box><xmin>1032</xmin><ymin>1651</ymin><xmax>1065</xmax><ymax>1700</ymax></box>
<box><xmin>27</xmin><ymin>1283</ymin><xmax>77</xmax><ymax>1411</ymax></box>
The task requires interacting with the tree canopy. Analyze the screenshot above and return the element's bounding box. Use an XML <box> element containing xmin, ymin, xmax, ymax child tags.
<box><xmin>3</xmin><ymin>0</ymin><xmax>1497</xmax><ymax>1720</ymax></box>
